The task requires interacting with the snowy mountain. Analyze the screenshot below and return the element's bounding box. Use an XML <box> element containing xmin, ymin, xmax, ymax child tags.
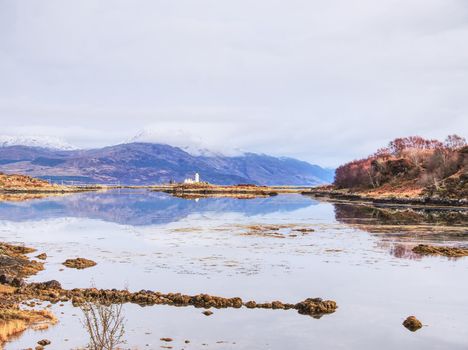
<box><xmin>0</xmin><ymin>135</ymin><xmax>76</xmax><ymax>150</ymax></box>
<box><xmin>128</xmin><ymin>129</ymin><xmax>244</xmax><ymax>157</ymax></box>
<box><xmin>0</xmin><ymin>142</ymin><xmax>334</xmax><ymax>186</ymax></box>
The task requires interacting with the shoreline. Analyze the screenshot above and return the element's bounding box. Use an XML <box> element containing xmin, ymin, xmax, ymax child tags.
<box><xmin>0</xmin><ymin>183</ymin><xmax>310</xmax><ymax>202</ymax></box>
<box><xmin>1</xmin><ymin>182</ymin><xmax>467</xmax><ymax>209</ymax></box>
<box><xmin>0</xmin><ymin>187</ymin><xmax>102</xmax><ymax>194</ymax></box>
<box><xmin>303</xmin><ymin>188</ymin><xmax>468</xmax><ymax>209</ymax></box>
<box><xmin>0</xmin><ymin>242</ymin><xmax>337</xmax><ymax>345</ymax></box>
<box><xmin>150</xmin><ymin>184</ymin><xmax>309</xmax><ymax>198</ymax></box>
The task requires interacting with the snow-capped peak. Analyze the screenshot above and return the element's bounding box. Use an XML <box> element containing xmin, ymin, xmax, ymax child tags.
<box><xmin>0</xmin><ymin>135</ymin><xmax>76</xmax><ymax>150</ymax></box>
<box><xmin>127</xmin><ymin>129</ymin><xmax>244</xmax><ymax>157</ymax></box>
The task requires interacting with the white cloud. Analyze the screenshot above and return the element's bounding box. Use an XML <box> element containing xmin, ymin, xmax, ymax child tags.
<box><xmin>0</xmin><ymin>0</ymin><xmax>467</xmax><ymax>166</ymax></box>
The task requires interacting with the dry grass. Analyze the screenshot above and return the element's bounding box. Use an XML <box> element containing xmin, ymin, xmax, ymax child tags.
<box><xmin>0</xmin><ymin>173</ymin><xmax>53</xmax><ymax>190</ymax></box>
<box><xmin>0</xmin><ymin>309</ymin><xmax>57</xmax><ymax>343</ymax></box>
<box><xmin>0</xmin><ymin>285</ymin><xmax>16</xmax><ymax>294</ymax></box>
<box><xmin>361</xmin><ymin>180</ymin><xmax>424</xmax><ymax>198</ymax></box>
<box><xmin>0</xmin><ymin>319</ymin><xmax>27</xmax><ymax>343</ymax></box>
<box><xmin>0</xmin><ymin>172</ymin><xmax>98</xmax><ymax>196</ymax></box>
<box><xmin>0</xmin><ymin>241</ymin><xmax>59</xmax><ymax>345</ymax></box>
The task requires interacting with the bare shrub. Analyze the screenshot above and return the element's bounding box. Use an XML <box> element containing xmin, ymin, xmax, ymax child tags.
<box><xmin>334</xmin><ymin>135</ymin><xmax>467</xmax><ymax>193</ymax></box>
<box><xmin>80</xmin><ymin>301</ymin><xmax>126</xmax><ymax>350</ymax></box>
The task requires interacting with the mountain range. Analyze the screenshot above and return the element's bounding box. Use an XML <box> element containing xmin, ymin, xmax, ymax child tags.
<box><xmin>0</xmin><ymin>142</ymin><xmax>334</xmax><ymax>186</ymax></box>
<box><xmin>0</xmin><ymin>135</ymin><xmax>76</xmax><ymax>150</ymax></box>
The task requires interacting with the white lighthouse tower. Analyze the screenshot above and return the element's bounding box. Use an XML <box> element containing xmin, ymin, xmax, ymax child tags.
<box><xmin>183</xmin><ymin>172</ymin><xmax>201</xmax><ymax>184</ymax></box>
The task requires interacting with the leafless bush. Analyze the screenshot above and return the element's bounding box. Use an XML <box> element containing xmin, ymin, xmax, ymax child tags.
<box><xmin>80</xmin><ymin>301</ymin><xmax>126</xmax><ymax>350</ymax></box>
<box><xmin>335</xmin><ymin>135</ymin><xmax>467</xmax><ymax>190</ymax></box>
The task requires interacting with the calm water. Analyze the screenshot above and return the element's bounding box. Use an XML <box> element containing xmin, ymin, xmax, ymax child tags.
<box><xmin>1</xmin><ymin>190</ymin><xmax>467</xmax><ymax>350</ymax></box>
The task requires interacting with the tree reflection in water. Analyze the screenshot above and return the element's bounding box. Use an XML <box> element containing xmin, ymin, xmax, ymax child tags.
<box><xmin>333</xmin><ymin>202</ymin><xmax>468</xmax><ymax>259</ymax></box>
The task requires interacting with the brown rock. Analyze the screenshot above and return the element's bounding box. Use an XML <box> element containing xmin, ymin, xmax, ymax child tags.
<box><xmin>294</xmin><ymin>228</ymin><xmax>315</xmax><ymax>233</ymax></box>
<box><xmin>160</xmin><ymin>338</ymin><xmax>173</xmax><ymax>342</ymax></box>
<box><xmin>271</xmin><ymin>301</ymin><xmax>285</xmax><ymax>309</ymax></box>
<box><xmin>37</xmin><ymin>339</ymin><xmax>51</xmax><ymax>346</ymax></box>
<box><xmin>31</xmin><ymin>280</ymin><xmax>62</xmax><ymax>289</ymax></box>
<box><xmin>403</xmin><ymin>316</ymin><xmax>423</xmax><ymax>331</ymax></box>
<box><xmin>244</xmin><ymin>301</ymin><xmax>257</xmax><ymax>308</ymax></box>
<box><xmin>62</xmin><ymin>258</ymin><xmax>97</xmax><ymax>269</ymax></box>
<box><xmin>35</xmin><ymin>253</ymin><xmax>47</xmax><ymax>260</ymax></box>
<box><xmin>294</xmin><ymin>298</ymin><xmax>337</xmax><ymax>316</ymax></box>
<box><xmin>202</xmin><ymin>310</ymin><xmax>213</xmax><ymax>316</ymax></box>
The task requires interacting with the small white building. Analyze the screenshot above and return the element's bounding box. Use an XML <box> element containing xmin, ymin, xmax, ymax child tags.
<box><xmin>183</xmin><ymin>172</ymin><xmax>200</xmax><ymax>184</ymax></box>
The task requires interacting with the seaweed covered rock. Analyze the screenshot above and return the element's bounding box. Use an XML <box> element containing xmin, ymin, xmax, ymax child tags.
<box><xmin>0</xmin><ymin>274</ymin><xmax>25</xmax><ymax>287</ymax></box>
<box><xmin>62</xmin><ymin>258</ymin><xmax>97</xmax><ymax>269</ymax></box>
<box><xmin>29</xmin><ymin>280</ymin><xmax>62</xmax><ymax>290</ymax></box>
<box><xmin>412</xmin><ymin>244</ymin><xmax>468</xmax><ymax>258</ymax></box>
<box><xmin>35</xmin><ymin>253</ymin><xmax>47</xmax><ymax>260</ymax></box>
<box><xmin>403</xmin><ymin>316</ymin><xmax>423</xmax><ymax>331</ymax></box>
<box><xmin>294</xmin><ymin>298</ymin><xmax>337</xmax><ymax>317</ymax></box>
<box><xmin>0</xmin><ymin>243</ymin><xmax>44</xmax><ymax>281</ymax></box>
<box><xmin>37</xmin><ymin>339</ymin><xmax>51</xmax><ymax>346</ymax></box>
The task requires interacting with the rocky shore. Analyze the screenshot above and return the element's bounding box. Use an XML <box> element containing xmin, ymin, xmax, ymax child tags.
<box><xmin>0</xmin><ymin>243</ymin><xmax>55</xmax><ymax>345</ymax></box>
<box><xmin>157</xmin><ymin>183</ymin><xmax>279</xmax><ymax>197</ymax></box>
<box><xmin>153</xmin><ymin>183</ymin><xmax>309</xmax><ymax>198</ymax></box>
<box><xmin>17</xmin><ymin>283</ymin><xmax>337</xmax><ymax>318</ymax></box>
<box><xmin>0</xmin><ymin>173</ymin><xmax>104</xmax><ymax>200</ymax></box>
<box><xmin>0</xmin><ymin>243</ymin><xmax>44</xmax><ymax>283</ymax></box>
<box><xmin>0</xmin><ymin>242</ymin><xmax>337</xmax><ymax>345</ymax></box>
<box><xmin>303</xmin><ymin>187</ymin><xmax>468</xmax><ymax>208</ymax></box>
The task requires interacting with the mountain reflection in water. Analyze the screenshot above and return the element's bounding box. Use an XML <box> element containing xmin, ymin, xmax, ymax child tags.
<box><xmin>0</xmin><ymin>189</ymin><xmax>317</xmax><ymax>226</ymax></box>
<box><xmin>2</xmin><ymin>191</ymin><xmax>468</xmax><ymax>350</ymax></box>
<box><xmin>1</xmin><ymin>190</ymin><xmax>466</xmax><ymax>261</ymax></box>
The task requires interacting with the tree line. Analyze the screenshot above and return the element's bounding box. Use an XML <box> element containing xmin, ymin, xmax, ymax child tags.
<box><xmin>334</xmin><ymin>135</ymin><xmax>467</xmax><ymax>193</ymax></box>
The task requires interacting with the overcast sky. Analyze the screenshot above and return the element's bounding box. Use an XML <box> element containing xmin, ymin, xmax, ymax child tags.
<box><xmin>1</xmin><ymin>0</ymin><xmax>467</xmax><ymax>166</ymax></box>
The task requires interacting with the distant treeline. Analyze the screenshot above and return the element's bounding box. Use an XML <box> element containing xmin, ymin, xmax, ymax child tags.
<box><xmin>334</xmin><ymin>135</ymin><xmax>467</xmax><ymax>198</ymax></box>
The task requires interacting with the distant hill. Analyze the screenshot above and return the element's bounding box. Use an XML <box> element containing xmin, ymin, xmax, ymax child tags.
<box><xmin>0</xmin><ymin>143</ymin><xmax>334</xmax><ymax>186</ymax></box>
<box><xmin>334</xmin><ymin>135</ymin><xmax>467</xmax><ymax>199</ymax></box>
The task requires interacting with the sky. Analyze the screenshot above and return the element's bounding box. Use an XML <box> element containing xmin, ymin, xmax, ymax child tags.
<box><xmin>0</xmin><ymin>0</ymin><xmax>467</xmax><ymax>167</ymax></box>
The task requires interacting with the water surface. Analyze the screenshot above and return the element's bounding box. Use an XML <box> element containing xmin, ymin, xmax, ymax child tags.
<box><xmin>1</xmin><ymin>190</ymin><xmax>467</xmax><ymax>349</ymax></box>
